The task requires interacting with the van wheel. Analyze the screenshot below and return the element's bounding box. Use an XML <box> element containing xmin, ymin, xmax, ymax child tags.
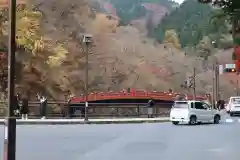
<box><xmin>189</xmin><ymin>115</ymin><xmax>197</xmax><ymax>125</ymax></box>
<box><xmin>214</xmin><ymin>115</ymin><xmax>220</xmax><ymax>124</ymax></box>
<box><xmin>172</xmin><ymin>121</ymin><xmax>179</xmax><ymax>125</ymax></box>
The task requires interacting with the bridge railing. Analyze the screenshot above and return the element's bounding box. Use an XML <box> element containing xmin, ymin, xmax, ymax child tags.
<box><xmin>71</xmin><ymin>91</ymin><xmax>206</xmax><ymax>103</ymax></box>
<box><xmin>72</xmin><ymin>105</ymin><xmax>170</xmax><ymax>118</ymax></box>
<box><xmin>0</xmin><ymin>101</ymin><xmax>172</xmax><ymax>118</ymax></box>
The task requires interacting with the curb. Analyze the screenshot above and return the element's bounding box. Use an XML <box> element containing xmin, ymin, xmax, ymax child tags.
<box><xmin>0</xmin><ymin>118</ymin><xmax>170</xmax><ymax>125</ymax></box>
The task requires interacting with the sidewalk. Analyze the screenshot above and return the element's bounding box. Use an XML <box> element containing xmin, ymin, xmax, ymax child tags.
<box><xmin>0</xmin><ymin>117</ymin><xmax>170</xmax><ymax>125</ymax></box>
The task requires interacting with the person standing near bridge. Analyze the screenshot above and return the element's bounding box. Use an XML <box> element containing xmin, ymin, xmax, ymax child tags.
<box><xmin>67</xmin><ymin>91</ymin><xmax>75</xmax><ymax>118</ymax></box>
<box><xmin>147</xmin><ymin>100</ymin><xmax>155</xmax><ymax>118</ymax></box>
<box><xmin>37</xmin><ymin>93</ymin><xmax>48</xmax><ymax>119</ymax></box>
<box><xmin>175</xmin><ymin>94</ymin><xmax>185</xmax><ymax>101</ymax></box>
<box><xmin>21</xmin><ymin>94</ymin><xmax>29</xmax><ymax>120</ymax></box>
<box><xmin>13</xmin><ymin>94</ymin><xmax>21</xmax><ymax>118</ymax></box>
<box><xmin>217</xmin><ymin>99</ymin><xmax>225</xmax><ymax>110</ymax></box>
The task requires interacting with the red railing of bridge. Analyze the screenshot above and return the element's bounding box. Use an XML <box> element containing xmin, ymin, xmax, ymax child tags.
<box><xmin>71</xmin><ymin>90</ymin><xmax>206</xmax><ymax>103</ymax></box>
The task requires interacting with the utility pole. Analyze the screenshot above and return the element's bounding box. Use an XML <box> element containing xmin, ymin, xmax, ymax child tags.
<box><xmin>212</xmin><ymin>63</ymin><xmax>215</xmax><ymax>106</ymax></box>
<box><xmin>212</xmin><ymin>61</ymin><xmax>220</xmax><ymax>107</ymax></box>
<box><xmin>193</xmin><ymin>67</ymin><xmax>196</xmax><ymax>100</ymax></box>
<box><xmin>181</xmin><ymin>68</ymin><xmax>196</xmax><ymax>100</ymax></box>
<box><xmin>215</xmin><ymin>61</ymin><xmax>220</xmax><ymax>101</ymax></box>
<box><xmin>4</xmin><ymin>0</ymin><xmax>17</xmax><ymax>160</ymax></box>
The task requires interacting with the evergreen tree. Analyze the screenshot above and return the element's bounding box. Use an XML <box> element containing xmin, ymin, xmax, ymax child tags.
<box><xmin>198</xmin><ymin>0</ymin><xmax>240</xmax><ymax>60</ymax></box>
<box><xmin>110</xmin><ymin>0</ymin><xmax>147</xmax><ymax>24</ymax></box>
<box><xmin>155</xmin><ymin>0</ymin><xmax>228</xmax><ymax>47</ymax></box>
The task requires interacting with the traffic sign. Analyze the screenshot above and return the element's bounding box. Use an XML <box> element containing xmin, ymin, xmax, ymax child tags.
<box><xmin>224</xmin><ymin>68</ymin><xmax>236</xmax><ymax>72</ymax></box>
<box><xmin>219</xmin><ymin>65</ymin><xmax>223</xmax><ymax>75</ymax></box>
<box><xmin>225</xmin><ymin>63</ymin><xmax>235</xmax><ymax>69</ymax></box>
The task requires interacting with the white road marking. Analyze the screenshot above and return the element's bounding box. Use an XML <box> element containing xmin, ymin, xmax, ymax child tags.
<box><xmin>208</xmin><ymin>148</ymin><xmax>225</xmax><ymax>152</ymax></box>
<box><xmin>225</xmin><ymin>119</ymin><xmax>234</xmax><ymax>123</ymax></box>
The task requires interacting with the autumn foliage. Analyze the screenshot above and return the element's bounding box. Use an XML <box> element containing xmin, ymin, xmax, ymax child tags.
<box><xmin>0</xmin><ymin>0</ymin><xmax>237</xmax><ymax>101</ymax></box>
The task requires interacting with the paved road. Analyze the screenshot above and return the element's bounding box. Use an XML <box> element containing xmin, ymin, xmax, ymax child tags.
<box><xmin>0</xmin><ymin>116</ymin><xmax>240</xmax><ymax>160</ymax></box>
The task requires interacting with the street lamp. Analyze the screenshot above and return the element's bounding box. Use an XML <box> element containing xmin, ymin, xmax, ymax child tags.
<box><xmin>79</xmin><ymin>33</ymin><xmax>93</xmax><ymax>121</ymax></box>
<box><xmin>4</xmin><ymin>0</ymin><xmax>17</xmax><ymax>160</ymax></box>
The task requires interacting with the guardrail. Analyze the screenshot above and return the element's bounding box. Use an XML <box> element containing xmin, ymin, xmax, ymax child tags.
<box><xmin>0</xmin><ymin>101</ymin><xmax>172</xmax><ymax>118</ymax></box>
<box><xmin>0</xmin><ymin>117</ymin><xmax>170</xmax><ymax>125</ymax></box>
<box><xmin>0</xmin><ymin>117</ymin><xmax>169</xmax><ymax>125</ymax></box>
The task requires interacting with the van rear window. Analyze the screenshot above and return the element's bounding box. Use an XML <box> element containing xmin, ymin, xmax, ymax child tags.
<box><xmin>173</xmin><ymin>102</ymin><xmax>189</xmax><ymax>108</ymax></box>
<box><xmin>232</xmin><ymin>98</ymin><xmax>240</xmax><ymax>104</ymax></box>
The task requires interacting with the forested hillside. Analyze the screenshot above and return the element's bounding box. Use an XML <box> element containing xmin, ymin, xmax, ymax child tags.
<box><xmin>107</xmin><ymin>0</ymin><xmax>178</xmax><ymax>25</ymax></box>
<box><xmin>102</xmin><ymin>0</ymin><xmax>229</xmax><ymax>48</ymax></box>
<box><xmin>154</xmin><ymin>0</ymin><xmax>229</xmax><ymax>47</ymax></box>
<box><xmin>0</xmin><ymin>0</ymin><xmax>236</xmax><ymax>103</ymax></box>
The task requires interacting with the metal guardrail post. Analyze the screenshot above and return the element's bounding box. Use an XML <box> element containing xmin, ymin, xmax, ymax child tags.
<box><xmin>116</xmin><ymin>107</ymin><xmax>119</xmax><ymax>117</ymax></box>
<box><xmin>156</xmin><ymin>106</ymin><xmax>159</xmax><ymax>117</ymax></box>
<box><xmin>137</xmin><ymin>104</ymin><xmax>140</xmax><ymax>116</ymax></box>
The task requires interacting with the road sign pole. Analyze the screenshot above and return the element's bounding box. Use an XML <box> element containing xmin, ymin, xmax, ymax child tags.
<box><xmin>237</xmin><ymin>80</ymin><xmax>239</xmax><ymax>96</ymax></box>
<box><xmin>4</xmin><ymin>0</ymin><xmax>17</xmax><ymax>160</ymax></box>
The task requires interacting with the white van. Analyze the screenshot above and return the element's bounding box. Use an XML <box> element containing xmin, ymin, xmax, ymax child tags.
<box><xmin>170</xmin><ymin>100</ymin><xmax>220</xmax><ymax>125</ymax></box>
<box><xmin>227</xmin><ymin>96</ymin><xmax>240</xmax><ymax>116</ymax></box>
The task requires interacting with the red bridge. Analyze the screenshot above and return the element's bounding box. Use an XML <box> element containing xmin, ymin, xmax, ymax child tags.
<box><xmin>71</xmin><ymin>89</ymin><xmax>206</xmax><ymax>104</ymax></box>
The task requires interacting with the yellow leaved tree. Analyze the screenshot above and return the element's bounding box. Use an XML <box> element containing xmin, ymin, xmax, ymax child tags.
<box><xmin>15</xmin><ymin>6</ymin><xmax>44</xmax><ymax>54</ymax></box>
<box><xmin>47</xmin><ymin>45</ymin><xmax>69</xmax><ymax>68</ymax></box>
<box><xmin>163</xmin><ymin>29</ymin><xmax>181</xmax><ymax>49</ymax></box>
<box><xmin>0</xmin><ymin>3</ymin><xmax>70</xmax><ymax>98</ymax></box>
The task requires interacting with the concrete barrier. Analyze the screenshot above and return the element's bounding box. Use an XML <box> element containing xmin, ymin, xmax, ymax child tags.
<box><xmin>0</xmin><ymin>117</ymin><xmax>169</xmax><ymax>125</ymax></box>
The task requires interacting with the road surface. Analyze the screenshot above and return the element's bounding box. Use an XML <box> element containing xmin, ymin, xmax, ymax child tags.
<box><xmin>0</xmin><ymin>116</ymin><xmax>240</xmax><ymax>160</ymax></box>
